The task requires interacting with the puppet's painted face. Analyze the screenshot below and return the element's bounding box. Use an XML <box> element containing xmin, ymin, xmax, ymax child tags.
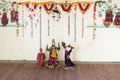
<box><xmin>66</xmin><ymin>45</ymin><xmax>71</xmax><ymax>51</ymax></box>
<box><xmin>66</xmin><ymin>47</ymin><xmax>71</xmax><ymax>51</ymax></box>
<box><xmin>52</xmin><ymin>39</ymin><xmax>55</xmax><ymax>46</ymax></box>
<box><xmin>40</xmin><ymin>48</ymin><xmax>42</xmax><ymax>52</ymax></box>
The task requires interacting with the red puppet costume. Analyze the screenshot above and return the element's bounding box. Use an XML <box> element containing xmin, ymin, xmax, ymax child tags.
<box><xmin>37</xmin><ymin>48</ymin><xmax>45</xmax><ymax>67</ymax></box>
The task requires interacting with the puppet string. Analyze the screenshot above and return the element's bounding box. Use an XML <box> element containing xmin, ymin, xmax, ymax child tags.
<box><xmin>31</xmin><ymin>18</ymin><xmax>33</xmax><ymax>37</ymax></box>
<box><xmin>68</xmin><ymin>15</ymin><xmax>70</xmax><ymax>36</ymax></box>
<box><xmin>74</xmin><ymin>6</ymin><xmax>77</xmax><ymax>42</ymax></box>
<box><xmin>53</xmin><ymin>16</ymin><xmax>55</xmax><ymax>39</ymax></box>
<box><xmin>40</xmin><ymin>6</ymin><xmax>42</xmax><ymax>48</ymax></box>
<box><xmin>48</xmin><ymin>16</ymin><xmax>50</xmax><ymax>36</ymax></box>
<box><xmin>82</xmin><ymin>15</ymin><xmax>84</xmax><ymax>38</ymax></box>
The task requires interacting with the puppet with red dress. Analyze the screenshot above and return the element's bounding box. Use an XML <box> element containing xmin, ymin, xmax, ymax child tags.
<box><xmin>37</xmin><ymin>48</ymin><xmax>45</xmax><ymax>67</ymax></box>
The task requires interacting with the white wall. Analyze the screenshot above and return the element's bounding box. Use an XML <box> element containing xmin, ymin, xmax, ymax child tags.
<box><xmin>0</xmin><ymin>0</ymin><xmax>120</xmax><ymax>62</ymax></box>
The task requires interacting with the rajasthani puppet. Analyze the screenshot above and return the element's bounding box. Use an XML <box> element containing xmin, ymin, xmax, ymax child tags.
<box><xmin>37</xmin><ymin>48</ymin><xmax>45</xmax><ymax>67</ymax></box>
<box><xmin>62</xmin><ymin>42</ymin><xmax>75</xmax><ymax>70</ymax></box>
<box><xmin>46</xmin><ymin>39</ymin><xmax>60</xmax><ymax>68</ymax></box>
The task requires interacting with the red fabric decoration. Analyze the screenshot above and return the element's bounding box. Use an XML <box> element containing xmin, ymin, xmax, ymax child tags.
<box><xmin>59</xmin><ymin>2</ymin><xmax>73</xmax><ymax>13</ymax></box>
<box><xmin>42</xmin><ymin>1</ymin><xmax>55</xmax><ymax>15</ymax></box>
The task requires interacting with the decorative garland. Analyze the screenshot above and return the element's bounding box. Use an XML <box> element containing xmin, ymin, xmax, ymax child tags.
<box><xmin>78</xmin><ymin>2</ymin><xmax>92</xmax><ymax>38</ymax></box>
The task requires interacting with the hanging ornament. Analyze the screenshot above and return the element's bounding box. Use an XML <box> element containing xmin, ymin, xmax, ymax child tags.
<box><xmin>16</xmin><ymin>2</ymin><xmax>19</xmax><ymax>37</ymax></box>
<box><xmin>52</xmin><ymin>13</ymin><xmax>55</xmax><ymax>38</ymax></box>
<box><xmin>74</xmin><ymin>5</ymin><xmax>77</xmax><ymax>42</ymax></box>
<box><xmin>48</xmin><ymin>16</ymin><xmax>50</xmax><ymax>36</ymax></box>
<box><xmin>33</xmin><ymin>2</ymin><xmax>39</xmax><ymax>28</ymax></box>
<box><xmin>59</xmin><ymin>1</ymin><xmax>73</xmax><ymax>36</ymax></box>
<box><xmin>1</xmin><ymin>9</ymin><xmax>8</xmax><ymax>27</ymax></box>
<box><xmin>15</xmin><ymin>3</ymin><xmax>19</xmax><ymax>24</ymax></box>
<box><xmin>51</xmin><ymin>3</ymin><xmax>61</xmax><ymax>39</ymax></box>
<box><xmin>78</xmin><ymin>2</ymin><xmax>92</xmax><ymax>38</ymax></box>
<box><xmin>103</xmin><ymin>8</ymin><xmax>113</xmax><ymax>27</ymax></box>
<box><xmin>22</xmin><ymin>4</ymin><xmax>25</xmax><ymax>37</ymax></box>
<box><xmin>30</xmin><ymin>15</ymin><xmax>33</xmax><ymax>37</ymax></box>
<box><xmin>10</xmin><ymin>2</ymin><xmax>16</xmax><ymax>23</ymax></box>
<box><xmin>113</xmin><ymin>8</ymin><xmax>120</xmax><ymax>28</ymax></box>
<box><xmin>52</xmin><ymin>5</ymin><xmax>61</xmax><ymax>21</ymax></box>
<box><xmin>42</xmin><ymin>1</ymin><xmax>55</xmax><ymax>36</ymax></box>
<box><xmin>68</xmin><ymin>15</ymin><xmax>70</xmax><ymax>36</ymax></box>
<box><xmin>93</xmin><ymin>2</ymin><xmax>97</xmax><ymax>40</ymax></box>
<box><xmin>27</xmin><ymin>2</ymin><xmax>36</xmax><ymax>37</ymax></box>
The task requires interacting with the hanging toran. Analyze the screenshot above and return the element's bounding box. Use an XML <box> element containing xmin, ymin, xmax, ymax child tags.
<box><xmin>42</xmin><ymin>1</ymin><xmax>55</xmax><ymax>36</ymax></box>
<box><xmin>78</xmin><ymin>2</ymin><xmax>92</xmax><ymax>38</ymax></box>
<box><xmin>59</xmin><ymin>1</ymin><xmax>73</xmax><ymax>36</ymax></box>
